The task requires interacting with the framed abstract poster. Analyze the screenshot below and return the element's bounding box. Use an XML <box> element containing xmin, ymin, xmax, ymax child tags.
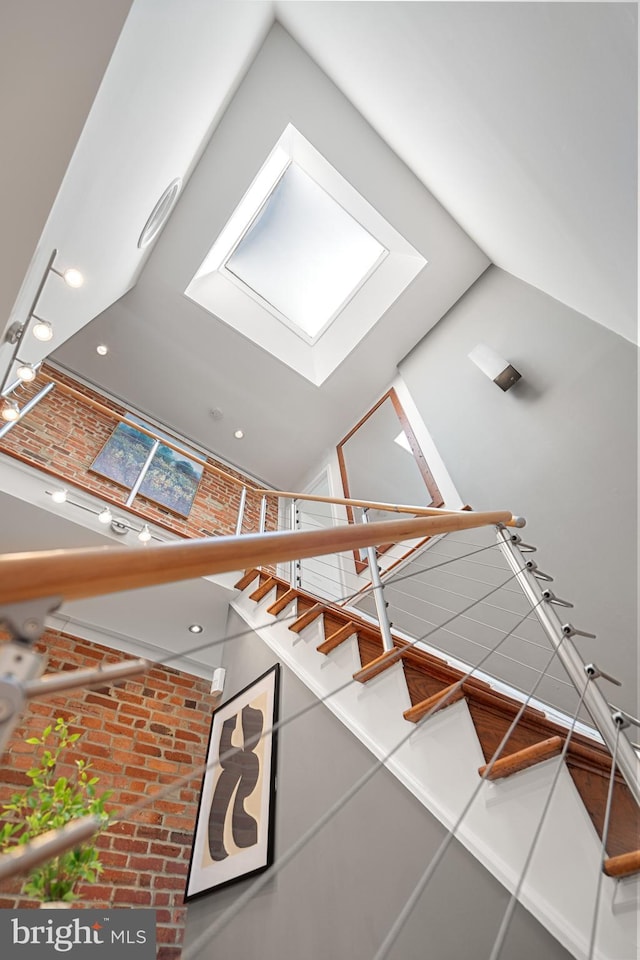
<box><xmin>184</xmin><ymin>664</ymin><xmax>280</xmax><ymax>901</ymax></box>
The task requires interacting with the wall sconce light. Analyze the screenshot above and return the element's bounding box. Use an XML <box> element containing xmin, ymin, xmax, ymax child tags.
<box><xmin>210</xmin><ymin>666</ymin><xmax>226</xmax><ymax>701</ymax></box>
<box><xmin>468</xmin><ymin>344</ymin><xmax>521</xmax><ymax>392</ymax></box>
<box><xmin>1</xmin><ymin>398</ymin><xmax>20</xmax><ymax>422</ymax></box>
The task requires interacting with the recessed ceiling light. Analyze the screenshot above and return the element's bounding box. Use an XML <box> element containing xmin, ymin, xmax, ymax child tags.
<box><xmin>234</xmin><ymin>429</ymin><xmax>244</xmax><ymax>439</ymax></box>
<box><xmin>16</xmin><ymin>362</ymin><xmax>37</xmax><ymax>382</ymax></box>
<box><xmin>188</xmin><ymin>624</ymin><xmax>203</xmax><ymax>634</ymax></box>
<box><xmin>62</xmin><ymin>268</ymin><xmax>84</xmax><ymax>288</ymax></box>
<box><xmin>51</xmin><ymin>488</ymin><xmax>68</xmax><ymax>504</ymax></box>
<box><xmin>96</xmin><ymin>344</ymin><xmax>109</xmax><ymax>356</ymax></box>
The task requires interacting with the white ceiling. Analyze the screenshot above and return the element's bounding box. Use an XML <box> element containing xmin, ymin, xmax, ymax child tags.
<box><xmin>48</xmin><ymin>13</ymin><xmax>488</xmax><ymax>488</ymax></box>
<box><xmin>0</xmin><ymin>2</ymin><xmax>636</xmax><ymax>697</ymax></box>
<box><xmin>0</xmin><ymin>0</ymin><xmax>133</xmax><ymax>364</ymax></box>
<box><xmin>276</xmin><ymin>1</ymin><xmax>638</xmax><ymax>344</ymax></box>
<box><xmin>2</xmin><ymin>2</ymin><xmax>635</xmax><ymax>489</ymax></box>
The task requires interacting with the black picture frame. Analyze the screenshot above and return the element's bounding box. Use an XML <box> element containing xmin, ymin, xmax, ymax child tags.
<box><xmin>184</xmin><ymin>664</ymin><xmax>280</xmax><ymax>901</ymax></box>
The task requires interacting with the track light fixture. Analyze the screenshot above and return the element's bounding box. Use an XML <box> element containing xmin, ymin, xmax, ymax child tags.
<box><xmin>1</xmin><ymin>398</ymin><xmax>20</xmax><ymax>422</ymax></box>
<box><xmin>46</xmin><ymin>488</ymin><xmax>162</xmax><ymax>544</ymax></box>
<box><xmin>0</xmin><ymin>250</ymin><xmax>85</xmax><ymax>395</ymax></box>
<box><xmin>4</xmin><ymin>322</ymin><xmax>25</xmax><ymax>345</ymax></box>
<box><xmin>52</xmin><ymin>266</ymin><xmax>84</xmax><ymax>288</ymax></box>
<box><xmin>31</xmin><ymin>317</ymin><xmax>54</xmax><ymax>342</ymax></box>
<box><xmin>16</xmin><ymin>362</ymin><xmax>37</xmax><ymax>383</ymax></box>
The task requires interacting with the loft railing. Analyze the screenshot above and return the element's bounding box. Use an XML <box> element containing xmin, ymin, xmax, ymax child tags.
<box><xmin>0</xmin><ymin>465</ymin><xmax>638</xmax><ymax>955</ymax></box>
<box><xmin>1</xmin><ymin>369</ymin><xmax>487</xmax><ymax>557</ymax></box>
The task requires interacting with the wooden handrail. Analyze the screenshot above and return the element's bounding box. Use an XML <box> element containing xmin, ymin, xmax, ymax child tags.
<box><xmin>0</xmin><ymin>511</ymin><xmax>512</xmax><ymax>606</ymax></box>
<box><xmin>254</xmin><ymin>489</ymin><xmax>523</xmax><ymax>525</ymax></box>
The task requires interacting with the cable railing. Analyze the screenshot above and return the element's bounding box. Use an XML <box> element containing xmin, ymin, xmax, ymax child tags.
<box><xmin>349</xmin><ymin>525</ymin><xmax>584</xmax><ymax>722</ymax></box>
<box><xmin>0</xmin><ymin>491</ymin><xmax>638</xmax><ymax>960</ymax></box>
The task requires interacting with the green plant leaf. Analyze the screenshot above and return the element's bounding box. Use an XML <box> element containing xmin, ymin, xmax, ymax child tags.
<box><xmin>1</xmin><ymin>718</ymin><xmax>111</xmax><ymax>902</ymax></box>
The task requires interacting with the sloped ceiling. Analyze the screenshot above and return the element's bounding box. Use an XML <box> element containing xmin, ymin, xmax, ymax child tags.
<box><xmin>1</xmin><ymin>1</ymin><xmax>636</xmax><ymax>487</ymax></box>
<box><xmin>52</xmin><ymin>21</ymin><xmax>488</xmax><ymax>489</ymax></box>
<box><xmin>276</xmin><ymin>1</ymin><xmax>637</xmax><ymax>343</ymax></box>
<box><xmin>0</xmin><ymin>0</ymin><xmax>133</xmax><ymax>359</ymax></box>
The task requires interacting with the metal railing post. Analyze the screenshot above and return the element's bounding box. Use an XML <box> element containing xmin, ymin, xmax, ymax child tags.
<box><xmin>0</xmin><ymin>381</ymin><xmax>55</xmax><ymax>440</ymax></box>
<box><xmin>496</xmin><ymin>525</ymin><xmax>640</xmax><ymax>806</ymax></box>
<box><xmin>235</xmin><ymin>486</ymin><xmax>247</xmax><ymax>536</ymax></box>
<box><xmin>362</xmin><ymin>509</ymin><xmax>394</xmax><ymax>653</ymax></box>
<box><xmin>125</xmin><ymin>439</ymin><xmax>160</xmax><ymax>507</ymax></box>
<box><xmin>259</xmin><ymin>495</ymin><xmax>267</xmax><ymax>534</ymax></box>
<box><xmin>290</xmin><ymin>499</ymin><xmax>298</xmax><ymax>588</ymax></box>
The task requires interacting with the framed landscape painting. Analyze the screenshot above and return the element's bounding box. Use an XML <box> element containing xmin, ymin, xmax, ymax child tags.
<box><xmin>184</xmin><ymin>664</ymin><xmax>280</xmax><ymax>901</ymax></box>
<box><xmin>90</xmin><ymin>417</ymin><xmax>204</xmax><ymax>517</ymax></box>
<box><xmin>136</xmin><ymin>441</ymin><xmax>203</xmax><ymax>517</ymax></box>
<box><xmin>90</xmin><ymin>422</ymin><xmax>155</xmax><ymax>491</ymax></box>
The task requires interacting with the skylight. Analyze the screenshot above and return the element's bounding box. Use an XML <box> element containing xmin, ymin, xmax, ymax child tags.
<box><xmin>185</xmin><ymin>124</ymin><xmax>427</xmax><ymax>386</ymax></box>
<box><xmin>225</xmin><ymin>163</ymin><xmax>386</xmax><ymax>340</ymax></box>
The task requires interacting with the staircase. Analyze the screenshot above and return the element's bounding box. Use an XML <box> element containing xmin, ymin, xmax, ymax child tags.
<box><xmin>232</xmin><ymin>567</ymin><xmax>640</xmax><ymax>960</ymax></box>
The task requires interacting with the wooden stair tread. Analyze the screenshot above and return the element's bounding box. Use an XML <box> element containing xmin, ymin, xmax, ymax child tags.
<box><xmin>234</xmin><ymin>568</ymin><xmax>261</xmax><ymax>591</ymax></box>
<box><xmin>353</xmin><ymin>647</ymin><xmax>405</xmax><ymax>683</ymax></box>
<box><xmin>267</xmin><ymin>588</ymin><xmax>298</xmax><ymax>616</ymax></box>
<box><xmin>318</xmin><ymin>621</ymin><xmax>358</xmax><ymax>655</ymax></box>
<box><xmin>403</xmin><ymin>682</ymin><xmax>465</xmax><ymax>723</ymax></box>
<box><xmin>289</xmin><ymin>604</ymin><xmax>323</xmax><ymax>633</ymax></box>
<box><xmin>478</xmin><ymin>735</ymin><xmax>564</xmax><ymax>781</ymax></box>
<box><xmin>603</xmin><ymin>849</ymin><xmax>640</xmax><ymax>878</ymax></box>
<box><xmin>249</xmin><ymin>576</ymin><xmax>277</xmax><ymax>602</ymax></box>
<box><xmin>240</xmin><ymin>571</ymin><xmax>639</xmax><ymax>858</ymax></box>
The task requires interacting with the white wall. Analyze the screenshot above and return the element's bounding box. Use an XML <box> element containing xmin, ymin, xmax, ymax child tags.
<box><xmin>184</xmin><ymin>608</ymin><xmax>576</xmax><ymax>960</ymax></box>
<box><xmin>399</xmin><ymin>266</ymin><xmax>638</xmax><ymax>716</ymax></box>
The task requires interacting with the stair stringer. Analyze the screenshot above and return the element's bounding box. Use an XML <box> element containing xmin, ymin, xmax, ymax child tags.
<box><xmin>231</xmin><ymin>590</ymin><xmax>638</xmax><ymax>960</ymax></box>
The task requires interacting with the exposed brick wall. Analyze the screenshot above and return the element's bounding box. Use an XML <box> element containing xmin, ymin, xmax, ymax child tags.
<box><xmin>0</xmin><ymin>628</ymin><xmax>213</xmax><ymax>960</ymax></box>
<box><xmin>0</xmin><ymin>366</ymin><xmax>278</xmax><ymax>538</ymax></box>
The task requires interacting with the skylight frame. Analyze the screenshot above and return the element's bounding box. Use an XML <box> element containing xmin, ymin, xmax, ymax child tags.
<box><xmin>219</xmin><ymin>160</ymin><xmax>389</xmax><ymax>345</ymax></box>
<box><xmin>185</xmin><ymin>124</ymin><xmax>427</xmax><ymax>386</ymax></box>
